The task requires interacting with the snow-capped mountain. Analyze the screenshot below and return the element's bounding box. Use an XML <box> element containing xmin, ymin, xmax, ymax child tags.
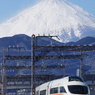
<box><xmin>0</xmin><ymin>0</ymin><xmax>95</xmax><ymax>42</ymax></box>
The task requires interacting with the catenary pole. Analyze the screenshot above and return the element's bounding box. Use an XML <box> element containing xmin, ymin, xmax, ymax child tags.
<box><xmin>31</xmin><ymin>34</ymin><xmax>36</xmax><ymax>95</ymax></box>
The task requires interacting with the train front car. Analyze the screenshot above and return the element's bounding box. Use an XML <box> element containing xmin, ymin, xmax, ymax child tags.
<box><xmin>35</xmin><ymin>76</ymin><xmax>90</xmax><ymax>95</ymax></box>
<box><xmin>64</xmin><ymin>76</ymin><xmax>90</xmax><ymax>95</ymax></box>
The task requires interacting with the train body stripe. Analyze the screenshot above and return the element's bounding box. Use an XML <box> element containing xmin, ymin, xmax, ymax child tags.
<box><xmin>51</xmin><ymin>93</ymin><xmax>63</xmax><ymax>95</ymax></box>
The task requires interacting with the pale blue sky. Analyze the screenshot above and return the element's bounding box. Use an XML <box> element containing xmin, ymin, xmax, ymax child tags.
<box><xmin>0</xmin><ymin>0</ymin><xmax>95</xmax><ymax>23</ymax></box>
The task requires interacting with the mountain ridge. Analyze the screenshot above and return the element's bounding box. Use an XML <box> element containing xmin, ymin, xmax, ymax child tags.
<box><xmin>0</xmin><ymin>34</ymin><xmax>95</xmax><ymax>48</ymax></box>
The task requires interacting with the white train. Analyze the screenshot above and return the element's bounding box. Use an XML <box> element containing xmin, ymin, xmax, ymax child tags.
<box><xmin>36</xmin><ymin>76</ymin><xmax>90</xmax><ymax>95</ymax></box>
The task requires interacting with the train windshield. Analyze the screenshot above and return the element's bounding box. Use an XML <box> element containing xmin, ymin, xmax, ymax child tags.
<box><xmin>68</xmin><ymin>85</ymin><xmax>88</xmax><ymax>94</ymax></box>
<box><xmin>69</xmin><ymin>76</ymin><xmax>83</xmax><ymax>82</ymax></box>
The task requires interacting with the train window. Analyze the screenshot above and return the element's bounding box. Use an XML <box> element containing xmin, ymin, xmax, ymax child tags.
<box><xmin>69</xmin><ymin>76</ymin><xmax>83</xmax><ymax>82</ymax></box>
<box><xmin>50</xmin><ymin>87</ymin><xmax>58</xmax><ymax>94</ymax></box>
<box><xmin>68</xmin><ymin>85</ymin><xmax>88</xmax><ymax>94</ymax></box>
<box><xmin>60</xmin><ymin>87</ymin><xmax>67</xmax><ymax>93</ymax></box>
<box><xmin>40</xmin><ymin>90</ymin><xmax>46</xmax><ymax>95</ymax></box>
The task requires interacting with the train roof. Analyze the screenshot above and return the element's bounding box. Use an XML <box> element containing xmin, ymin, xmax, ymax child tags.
<box><xmin>36</xmin><ymin>76</ymin><xmax>84</xmax><ymax>89</ymax></box>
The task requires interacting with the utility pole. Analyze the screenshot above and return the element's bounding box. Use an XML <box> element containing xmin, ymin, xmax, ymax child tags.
<box><xmin>79</xmin><ymin>51</ymin><xmax>84</xmax><ymax>78</ymax></box>
<box><xmin>31</xmin><ymin>34</ymin><xmax>36</xmax><ymax>95</ymax></box>
<box><xmin>2</xmin><ymin>50</ymin><xmax>6</xmax><ymax>95</ymax></box>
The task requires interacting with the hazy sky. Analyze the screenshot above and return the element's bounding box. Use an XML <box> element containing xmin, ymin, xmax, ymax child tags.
<box><xmin>0</xmin><ymin>0</ymin><xmax>95</xmax><ymax>23</ymax></box>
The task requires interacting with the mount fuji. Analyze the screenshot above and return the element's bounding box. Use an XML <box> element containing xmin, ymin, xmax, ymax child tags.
<box><xmin>0</xmin><ymin>0</ymin><xmax>95</xmax><ymax>42</ymax></box>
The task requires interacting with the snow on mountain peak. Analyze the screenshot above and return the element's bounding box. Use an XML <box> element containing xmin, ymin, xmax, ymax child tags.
<box><xmin>0</xmin><ymin>0</ymin><xmax>95</xmax><ymax>42</ymax></box>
